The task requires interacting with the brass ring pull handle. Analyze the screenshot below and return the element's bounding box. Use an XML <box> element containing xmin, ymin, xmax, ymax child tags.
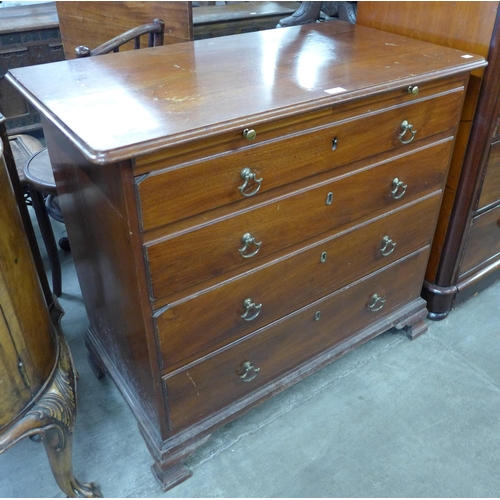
<box><xmin>241</xmin><ymin>298</ymin><xmax>262</xmax><ymax>321</ymax></box>
<box><xmin>368</xmin><ymin>293</ymin><xmax>386</xmax><ymax>312</ymax></box>
<box><xmin>239</xmin><ymin>167</ymin><xmax>262</xmax><ymax>197</ymax></box>
<box><xmin>243</xmin><ymin>128</ymin><xmax>257</xmax><ymax>141</ymax></box>
<box><xmin>239</xmin><ymin>232</ymin><xmax>262</xmax><ymax>258</ymax></box>
<box><xmin>391</xmin><ymin>178</ymin><xmax>407</xmax><ymax>199</ymax></box>
<box><xmin>238</xmin><ymin>361</ymin><xmax>260</xmax><ymax>382</ymax></box>
<box><xmin>380</xmin><ymin>235</ymin><xmax>397</xmax><ymax>256</ymax></box>
<box><xmin>398</xmin><ymin>120</ymin><xmax>417</xmax><ymax>144</ymax></box>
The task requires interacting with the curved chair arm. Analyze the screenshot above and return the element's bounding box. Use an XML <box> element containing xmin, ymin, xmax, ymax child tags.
<box><xmin>75</xmin><ymin>18</ymin><xmax>165</xmax><ymax>58</ymax></box>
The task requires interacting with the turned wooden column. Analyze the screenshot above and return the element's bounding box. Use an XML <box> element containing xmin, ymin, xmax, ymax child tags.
<box><xmin>0</xmin><ymin>116</ymin><xmax>101</xmax><ymax>498</ymax></box>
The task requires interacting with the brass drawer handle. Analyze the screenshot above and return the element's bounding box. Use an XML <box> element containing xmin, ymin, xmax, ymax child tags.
<box><xmin>391</xmin><ymin>177</ymin><xmax>407</xmax><ymax>199</ymax></box>
<box><xmin>242</xmin><ymin>128</ymin><xmax>257</xmax><ymax>141</ymax></box>
<box><xmin>239</xmin><ymin>167</ymin><xmax>262</xmax><ymax>197</ymax></box>
<box><xmin>239</xmin><ymin>232</ymin><xmax>262</xmax><ymax>258</ymax></box>
<box><xmin>368</xmin><ymin>293</ymin><xmax>386</xmax><ymax>312</ymax></box>
<box><xmin>398</xmin><ymin>119</ymin><xmax>417</xmax><ymax>144</ymax></box>
<box><xmin>241</xmin><ymin>298</ymin><xmax>262</xmax><ymax>321</ymax></box>
<box><xmin>238</xmin><ymin>361</ymin><xmax>260</xmax><ymax>382</ymax></box>
<box><xmin>380</xmin><ymin>235</ymin><xmax>397</xmax><ymax>256</ymax></box>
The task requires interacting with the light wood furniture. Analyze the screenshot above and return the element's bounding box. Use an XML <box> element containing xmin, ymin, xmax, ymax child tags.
<box><xmin>56</xmin><ymin>1</ymin><xmax>192</xmax><ymax>60</ymax></box>
<box><xmin>0</xmin><ymin>2</ymin><xmax>64</xmax><ymax>133</ymax></box>
<box><xmin>7</xmin><ymin>22</ymin><xmax>485</xmax><ymax>490</ymax></box>
<box><xmin>357</xmin><ymin>1</ymin><xmax>500</xmax><ymax>318</ymax></box>
<box><xmin>0</xmin><ymin>114</ymin><xmax>101</xmax><ymax>498</ymax></box>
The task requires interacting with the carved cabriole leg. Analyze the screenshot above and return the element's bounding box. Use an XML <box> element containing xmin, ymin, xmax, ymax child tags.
<box><xmin>0</xmin><ymin>329</ymin><xmax>102</xmax><ymax>498</ymax></box>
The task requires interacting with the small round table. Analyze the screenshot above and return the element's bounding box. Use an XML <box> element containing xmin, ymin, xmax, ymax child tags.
<box><xmin>23</xmin><ymin>147</ymin><xmax>66</xmax><ymax>297</ymax></box>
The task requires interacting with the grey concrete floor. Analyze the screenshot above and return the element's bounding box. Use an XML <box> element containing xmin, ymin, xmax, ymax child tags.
<box><xmin>2</xmin><ymin>213</ymin><xmax>500</xmax><ymax>497</ymax></box>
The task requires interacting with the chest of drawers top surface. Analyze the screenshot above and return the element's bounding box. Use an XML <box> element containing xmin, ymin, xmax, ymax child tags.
<box><xmin>7</xmin><ymin>21</ymin><xmax>485</xmax><ymax>163</ymax></box>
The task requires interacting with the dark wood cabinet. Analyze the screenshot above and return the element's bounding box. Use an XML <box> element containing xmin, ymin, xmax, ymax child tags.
<box><xmin>357</xmin><ymin>1</ymin><xmax>500</xmax><ymax>317</ymax></box>
<box><xmin>0</xmin><ymin>2</ymin><xmax>64</xmax><ymax>133</ymax></box>
<box><xmin>6</xmin><ymin>22</ymin><xmax>485</xmax><ymax>490</ymax></box>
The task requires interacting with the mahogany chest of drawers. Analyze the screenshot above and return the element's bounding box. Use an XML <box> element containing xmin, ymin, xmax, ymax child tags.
<box><xmin>7</xmin><ymin>22</ymin><xmax>485</xmax><ymax>490</ymax></box>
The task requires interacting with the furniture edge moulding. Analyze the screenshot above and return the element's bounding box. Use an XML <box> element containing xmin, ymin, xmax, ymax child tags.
<box><xmin>4</xmin><ymin>62</ymin><xmax>485</xmax><ymax>167</ymax></box>
<box><xmin>3</xmin><ymin>22</ymin><xmax>487</xmax><ymax>166</ymax></box>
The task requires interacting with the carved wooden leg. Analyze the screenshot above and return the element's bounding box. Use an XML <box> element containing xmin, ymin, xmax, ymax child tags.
<box><xmin>0</xmin><ymin>332</ymin><xmax>102</xmax><ymax>498</ymax></box>
<box><xmin>42</xmin><ymin>422</ymin><xmax>101</xmax><ymax>498</ymax></box>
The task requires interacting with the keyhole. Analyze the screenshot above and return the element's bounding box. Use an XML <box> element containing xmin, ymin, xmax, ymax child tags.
<box><xmin>332</xmin><ymin>137</ymin><xmax>338</xmax><ymax>151</ymax></box>
<box><xmin>326</xmin><ymin>192</ymin><xmax>334</xmax><ymax>205</ymax></box>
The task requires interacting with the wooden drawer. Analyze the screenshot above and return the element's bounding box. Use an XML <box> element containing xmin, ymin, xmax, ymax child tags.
<box><xmin>477</xmin><ymin>141</ymin><xmax>500</xmax><ymax>210</ymax></box>
<box><xmin>156</xmin><ymin>193</ymin><xmax>442</xmax><ymax>373</ymax></box>
<box><xmin>163</xmin><ymin>248</ymin><xmax>429</xmax><ymax>431</ymax></box>
<box><xmin>145</xmin><ymin>139</ymin><xmax>453</xmax><ymax>300</ymax></box>
<box><xmin>460</xmin><ymin>204</ymin><xmax>500</xmax><ymax>276</ymax></box>
<box><xmin>137</xmin><ymin>89</ymin><xmax>464</xmax><ymax>230</ymax></box>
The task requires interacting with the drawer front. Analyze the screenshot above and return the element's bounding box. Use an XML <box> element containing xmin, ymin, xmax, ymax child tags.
<box><xmin>477</xmin><ymin>141</ymin><xmax>500</xmax><ymax>210</ymax></box>
<box><xmin>460</xmin><ymin>204</ymin><xmax>500</xmax><ymax>276</ymax></box>
<box><xmin>137</xmin><ymin>89</ymin><xmax>463</xmax><ymax>230</ymax></box>
<box><xmin>146</xmin><ymin>139</ymin><xmax>453</xmax><ymax>300</ymax></box>
<box><xmin>163</xmin><ymin>248</ymin><xmax>429</xmax><ymax>431</ymax></box>
<box><xmin>156</xmin><ymin>193</ymin><xmax>442</xmax><ymax>373</ymax></box>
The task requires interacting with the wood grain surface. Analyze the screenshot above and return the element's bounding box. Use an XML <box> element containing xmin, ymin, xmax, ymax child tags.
<box><xmin>7</xmin><ymin>21</ymin><xmax>485</xmax><ymax>163</ymax></box>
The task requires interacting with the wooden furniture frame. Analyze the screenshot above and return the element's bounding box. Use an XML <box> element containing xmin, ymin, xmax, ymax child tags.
<box><xmin>357</xmin><ymin>1</ymin><xmax>500</xmax><ymax>318</ymax></box>
<box><xmin>6</xmin><ymin>23</ymin><xmax>485</xmax><ymax>491</ymax></box>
